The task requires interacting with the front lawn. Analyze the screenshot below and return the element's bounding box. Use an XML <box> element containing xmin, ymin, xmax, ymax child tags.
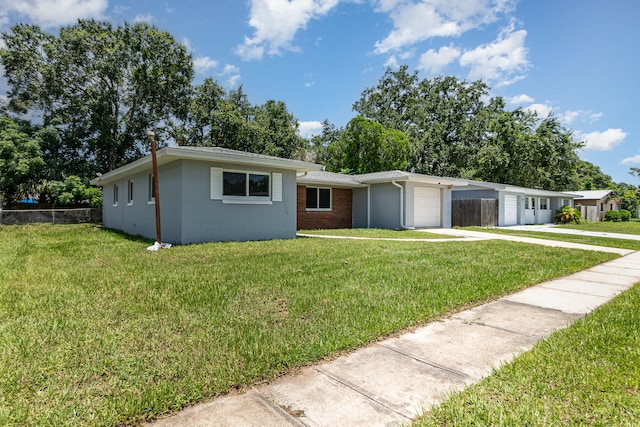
<box><xmin>558</xmin><ymin>219</ymin><xmax>640</xmax><ymax>234</ymax></box>
<box><xmin>414</xmin><ymin>283</ymin><xmax>640</xmax><ymax>426</ymax></box>
<box><xmin>0</xmin><ymin>224</ymin><xmax>616</xmax><ymax>426</ymax></box>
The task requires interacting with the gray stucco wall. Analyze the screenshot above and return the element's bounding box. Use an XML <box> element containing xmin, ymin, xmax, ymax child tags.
<box><xmin>177</xmin><ymin>160</ymin><xmax>297</xmax><ymax>244</ymax></box>
<box><xmin>452</xmin><ymin>189</ymin><xmax>498</xmax><ymax>200</ymax></box>
<box><xmin>352</xmin><ymin>187</ymin><xmax>369</xmax><ymax>228</ymax></box>
<box><xmin>370</xmin><ymin>183</ymin><xmax>402</xmax><ymax>229</ymax></box>
<box><xmin>102</xmin><ymin>159</ymin><xmax>297</xmax><ymax>244</ymax></box>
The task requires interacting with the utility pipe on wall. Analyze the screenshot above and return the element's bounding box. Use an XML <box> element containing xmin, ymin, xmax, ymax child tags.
<box><xmin>391</xmin><ymin>180</ymin><xmax>414</xmax><ymax>230</ymax></box>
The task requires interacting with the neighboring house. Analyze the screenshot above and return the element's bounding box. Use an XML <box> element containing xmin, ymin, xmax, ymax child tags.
<box><xmin>450</xmin><ymin>180</ymin><xmax>578</xmax><ymax>226</ymax></box>
<box><xmin>90</xmin><ymin>146</ymin><xmax>321</xmax><ymax>244</ymax></box>
<box><xmin>573</xmin><ymin>190</ymin><xmax>621</xmax><ymax>222</ymax></box>
<box><xmin>297</xmin><ymin>170</ymin><xmax>463</xmax><ymax>230</ymax></box>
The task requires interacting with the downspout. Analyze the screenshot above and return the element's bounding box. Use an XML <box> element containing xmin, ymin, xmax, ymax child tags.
<box><xmin>391</xmin><ymin>180</ymin><xmax>415</xmax><ymax>230</ymax></box>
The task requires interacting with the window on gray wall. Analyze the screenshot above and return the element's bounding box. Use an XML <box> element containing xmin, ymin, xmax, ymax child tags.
<box><xmin>113</xmin><ymin>184</ymin><xmax>119</xmax><ymax>206</ymax></box>
<box><xmin>148</xmin><ymin>174</ymin><xmax>155</xmax><ymax>203</ymax></box>
<box><xmin>306</xmin><ymin>187</ymin><xmax>331</xmax><ymax>210</ymax></box>
<box><xmin>223</xmin><ymin>171</ymin><xmax>270</xmax><ymax>197</ymax></box>
<box><xmin>127</xmin><ymin>180</ymin><xmax>133</xmax><ymax>205</ymax></box>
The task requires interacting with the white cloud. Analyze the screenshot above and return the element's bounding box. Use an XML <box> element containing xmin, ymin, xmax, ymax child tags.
<box><xmin>459</xmin><ymin>22</ymin><xmax>529</xmax><ymax>85</ymax></box>
<box><xmin>621</xmin><ymin>154</ymin><xmax>640</xmax><ymax>165</ymax></box>
<box><xmin>134</xmin><ymin>13</ymin><xmax>154</xmax><ymax>24</ymax></box>
<box><xmin>193</xmin><ymin>56</ymin><xmax>219</xmax><ymax>74</ymax></box>
<box><xmin>0</xmin><ymin>0</ymin><xmax>107</xmax><ymax>28</ymax></box>
<box><xmin>235</xmin><ymin>0</ymin><xmax>340</xmax><ymax>60</ymax></box>
<box><xmin>384</xmin><ymin>55</ymin><xmax>400</xmax><ymax>69</ymax></box>
<box><xmin>508</xmin><ymin>94</ymin><xmax>534</xmax><ymax>104</ymax></box>
<box><xmin>559</xmin><ymin>110</ymin><xmax>580</xmax><ymax>125</ymax></box>
<box><xmin>588</xmin><ymin>112</ymin><xmax>603</xmax><ymax>123</ymax></box>
<box><xmin>577</xmin><ymin>128</ymin><xmax>627</xmax><ymax>151</ymax></box>
<box><xmin>374</xmin><ymin>0</ymin><xmax>516</xmax><ymax>54</ymax></box>
<box><xmin>298</xmin><ymin>120</ymin><xmax>324</xmax><ymax>138</ymax></box>
<box><xmin>112</xmin><ymin>5</ymin><xmax>130</xmax><ymax>15</ymax></box>
<box><xmin>524</xmin><ymin>103</ymin><xmax>553</xmax><ymax>118</ymax></box>
<box><xmin>418</xmin><ymin>44</ymin><xmax>460</xmax><ymax>74</ymax></box>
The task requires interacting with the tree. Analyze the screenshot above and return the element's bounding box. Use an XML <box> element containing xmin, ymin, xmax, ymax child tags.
<box><xmin>354</xmin><ymin>66</ymin><xmax>494</xmax><ymax>177</ymax></box>
<box><xmin>0</xmin><ymin>116</ymin><xmax>46</xmax><ymax>206</ymax></box>
<box><xmin>253</xmin><ymin>100</ymin><xmax>306</xmax><ymax>159</ymax></box>
<box><xmin>630</xmin><ymin>167</ymin><xmax>640</xmax><ymax>179</ymax></box>
<box><xmin>576</xmin><ymin>160</ymin><xmax>614</xmax><ymax>190</ymax></box>
<box><xmin>1</xmin><ymin>20</ymin><xmax>193</xmax><ymax>175</ymax></box>
<box><xmin>324</xmin><ymin>116</ymin><xmax>410</xmax><ymax>174</ymax></box>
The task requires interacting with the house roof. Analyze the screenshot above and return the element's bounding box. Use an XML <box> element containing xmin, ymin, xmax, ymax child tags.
<box><xmin>296</xmin><ymin>171</ymin><xmax>366</xmax><ymax>188</ymax></box>
<box><xmin>90</xmin><ymin>146</ymin><xmax>323</xmax><ymax>186</ymax></box>
<box><xmin>572</xmin><ymin>190</ymin><xmax>615</xmax><ymax>201</ymax></box>
<box><xmin>298</xmin><ymin>170</ymin><xmax>466</xmax><ymax>188</ymax></box>
<box><xmin>453</xmin><ymin>178</ymin><xmax>580</xmax><ymax>198</ymax></box>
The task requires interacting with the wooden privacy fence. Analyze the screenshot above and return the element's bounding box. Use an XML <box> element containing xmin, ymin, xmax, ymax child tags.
<box><xmin>452</xmin><ymin>199</ymin><xmax>498</xmax><ymax>227</ymax></box>
<box><xmin>0</xmin><ymin>208</ymin><xmax>102</xmax><ymax>225</ymax></box>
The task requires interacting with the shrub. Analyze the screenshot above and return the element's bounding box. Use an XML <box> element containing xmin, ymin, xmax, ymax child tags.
<box><xmin>604</xmin><ymin>210</ymin><xmax>620</xmax><ymax>222</ymax></box>
<box><xmin>555</xmin><ymin>206</ymin><xmax>582</xmax><ymax>224</ymax></box>
<box><xmin>620</xmin><ymin>209</ymin><xmax>631</xmax><ymax>222</ymax></box>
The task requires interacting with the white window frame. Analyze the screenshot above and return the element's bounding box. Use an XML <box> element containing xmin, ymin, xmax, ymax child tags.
<box><xmin>127</xmin><ymin>180</ymin><xmax>134</xmax><ymax>206</ymax></box>
<box><xmin>539</xmin><ymin>198</ymin><xmax>549</xmax><ymax>210</ymax></box>
<box><xmin>113</xmin><ymin>184</ymin><xmax>119</xmax><ymax>207</ymax></box>
<box><xmin>148</xmin><ymin>174</ymin><xmax>155</xmax><ymax>204</ymax></box>
<box><xmin>306</xmin><ymin>187</ymin><xmax>332</xmax><ymax>211</ymax></box>
<box><xmin>210</xmin><ymin>167</ymin><xmax>280</xmax><ymax>205</ymax></box>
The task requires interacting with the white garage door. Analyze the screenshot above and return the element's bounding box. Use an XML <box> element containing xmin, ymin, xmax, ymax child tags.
<box><xmin>414</xmin><ymin>187</ymin><xmax>441</xmax><ymax>227</ymax></box>
<box><xmin>504</xmin><ymin>195</ymin><xmax>518</xmax><ymax>225</ymax></box>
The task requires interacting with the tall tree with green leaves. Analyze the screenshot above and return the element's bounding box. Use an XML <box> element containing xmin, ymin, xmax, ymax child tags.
<box><xmin>324</xmin><ymin>116</ymin><xmax>410</xmax><ymax>174</ymax></box>
<box><xmin>0</xmin><ymin>116</ymin><xmax>46</xmax><ymax>206</ymax></box>
<box><xmin>1</xmin><ymin>20</ymin><xmax>193</xmax><ymax>175</ymax></box>
<box><xmin>354</xmin><ymin>66</ymin><xmax>494</xmax><ymax>177</ymax></box>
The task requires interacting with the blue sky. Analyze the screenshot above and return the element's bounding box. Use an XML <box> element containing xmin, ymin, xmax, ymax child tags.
<box><xmin>1</xmin><ymin>0</ymin><xmax>638</xmax><ymax>185</ymax></box>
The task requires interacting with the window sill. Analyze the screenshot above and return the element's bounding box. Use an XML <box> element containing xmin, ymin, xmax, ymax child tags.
<box><xmin>127</xmin><ymin>202</ymin><xmax>133</xmax><ymax>206</ymax></box>
<box><xmin>222</xmin><ymin>199</ymin><xmax>273</xmax><ymax>205</ymax></box>
<box><xmin>148</xmin><ymin>200</ymin><xmax>155</xmax><ymax>205</ymax></box>
<box><xmin>306</xmin><ymin>208</ymin><xmax>332</xmax><ymax>212</ymax></box>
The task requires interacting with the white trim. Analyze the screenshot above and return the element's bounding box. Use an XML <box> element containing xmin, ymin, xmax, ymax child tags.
<box><xmin>210</xmin><ymin>167</ymin><xmax>223</xmax><ymax>200</ymax></box>
<box><xmin>222</xmin><ymin>199</ymin><xmax>273</xmax><ymax>205</ymax></box>
<box><xmin>272</xmin><ymin>173</ymin><xmax>282</xmax><ymax>202</ymax></box>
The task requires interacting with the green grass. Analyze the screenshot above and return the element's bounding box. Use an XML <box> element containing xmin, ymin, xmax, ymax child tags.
<box><xmin>298</xmin><ymin>228</ymin><xmax>454</xmax><ymax>239</ymax></box>
<box><xmin>466</xmin><ymin>226</ymin><xmax>640</xmax><ymax>250</ymax></box>
<box><xmin>557</xmin><ymin>219</ymin><xmax>640</xmax><ymax>235</ymax></box>
<box><xmin>414</xmin><ymin>283</ymin><xmax>640</xmax><ymax>426</ymax></box>
<box><xmin>0</xmin><ymin>224</ymin><xmax>617</xmax><ymax>426</ymax></box>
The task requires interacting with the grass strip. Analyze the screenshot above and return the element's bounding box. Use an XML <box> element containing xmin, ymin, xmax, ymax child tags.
<box><xmin>0</xmin><ymin>224</ymin><xmax>616</xmax><ymax>426</ymax></box>
<box><xmin>414</xmin><ymin>282</ymin><xmax>640</xmax><ymax>426</ymax></box>
<box><xmin>298</xmin><ymin>228</ymin><xmax>455</xmax><ymax>239</ymax></box>
<box><xmin>466</xmin><ymin>226</ymin><xmax>640</xmax><ymax>250</ymax></box>
<box><xmin>557</xmin><ymin>219</ymin><xmax>640</xmax><ymax>235</ymax></box>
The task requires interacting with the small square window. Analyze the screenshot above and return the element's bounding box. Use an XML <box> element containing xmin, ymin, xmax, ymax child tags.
<box><xmin>306</xmin><ymin>187</ymin><xmax>331</xmax><ymax>210</ymax></box>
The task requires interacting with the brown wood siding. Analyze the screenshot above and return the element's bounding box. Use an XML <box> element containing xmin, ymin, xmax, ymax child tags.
<box><xmin>297</xmin><ymin>186</ymin><xmax>353</xmax><ymax>230</ymax></box>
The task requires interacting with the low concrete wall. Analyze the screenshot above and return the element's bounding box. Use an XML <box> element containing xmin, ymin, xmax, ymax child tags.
<box><xmin>0</xmin><ymin>208</ymin><xmax>102</xmax><ymax>225</ymax></box>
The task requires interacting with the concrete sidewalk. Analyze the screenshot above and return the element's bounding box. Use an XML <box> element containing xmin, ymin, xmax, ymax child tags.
<box><xmin>424</xmin><ymin>227</ymin><xmax>634</xmax><ymax>255</ymax></box>
<box><xmin>151</xmin><ymin>250</ymin><xmax>640</xmax><ymax>427</ymax></box>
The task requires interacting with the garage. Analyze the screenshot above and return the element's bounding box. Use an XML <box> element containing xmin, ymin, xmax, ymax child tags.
<box><xmin>414</xmin><ymin>186</ymin><xmax>441</xmax><ymax>227</ymax></box>
<box><xmin>503</xmin><ymin>194</ymin><xmax>518</xmax><ymax>225</ymax></box>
